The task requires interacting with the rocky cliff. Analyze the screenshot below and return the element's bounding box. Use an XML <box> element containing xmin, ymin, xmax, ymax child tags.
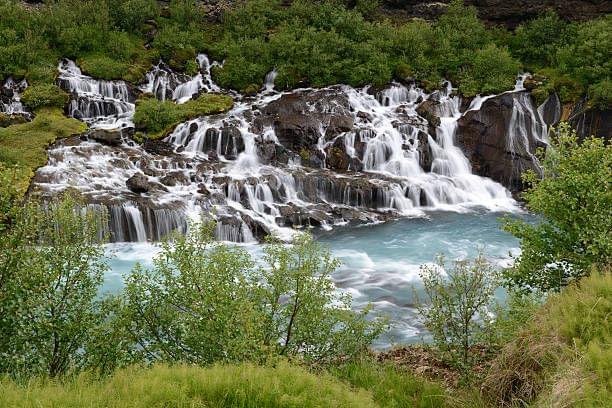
<box><xmin>380</xmin><ymin>1</ymin><xmax>612</xmax><ymax>27</ymax></box>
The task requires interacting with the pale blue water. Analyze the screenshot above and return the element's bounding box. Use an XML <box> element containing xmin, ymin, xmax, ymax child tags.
<box><xmin>104</xmin><ymin>210</ymin><xmax>526</xmax><ymax>348</ymax></box>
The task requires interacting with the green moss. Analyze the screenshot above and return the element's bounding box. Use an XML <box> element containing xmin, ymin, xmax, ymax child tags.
<box><xmin>21</xmin><ymin>84</ymin><xmax>69</xmax><ymax>111</ymax></box>
<box><xmin>0</xmin><ymin>108</ymin><xmax>87</xmax><ymax>190</ymax></box>
<box><xmin>134</xmin><ymin>93</ymin><xmax>234</xmax><ymax>139</ymax></box>
<box><xmin>0</xmin><ymin>362</ymin><xmax>377</xmax><ymax>408</ymax></box>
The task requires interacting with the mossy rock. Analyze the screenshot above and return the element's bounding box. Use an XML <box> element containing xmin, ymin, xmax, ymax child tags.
<box><xmin>0</xmin><ymin>113</ymin><xmax>29</xmax><ymax>128</ymax></box>
<box><xmin>134</xmin><ymin>93</ymin><xmax>234</xmax><ymax>139</ymax></box>
<box><xmin>21</xmin><ymin>84</ymin><xmax>69</xmax><ymax>111</ymax></box>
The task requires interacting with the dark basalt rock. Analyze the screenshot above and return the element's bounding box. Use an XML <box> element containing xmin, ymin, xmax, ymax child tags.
<box><xmin>539</xmin><ymin>93</ymin><xmax>562</xmax><ymax>127</ymax></box>
<box><xmin>87</xmin><ymin>128</ymin><xmax>124</xmax><ymax>146</ymax></box>
<box><xmin>416</xmin><ymin>99</ymin><xmax>441</xmax><ymax>135</ymax></box>
<box><xmin>380</xmin><ymin>1</ymin><xmax>612</xmax><ymax>28</ymax></box>
<box><xmin>566</xmin><ymin>97</ymin><xmax>612</xmax><ymax>141</ymax></box>
<box><xmin>142</xmin><ymin>138</ymin><xmax>176</xmax><ymax>156</ymax></box>
<box><xmin>126</xmin><ymin>173</ymin><xmax>152</xmax><ymax>194</ymax></box>
<box><xmin>456</xmin><ymin>92</ymin><xmax>541</xmax><ymax>191</ymax></box>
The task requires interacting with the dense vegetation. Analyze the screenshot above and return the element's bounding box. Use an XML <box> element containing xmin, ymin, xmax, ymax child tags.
<box><xmin>1</xmin><ymin>120</ymin><xmax>609</xmax><ymax>406</ymax></box>
<box><xmin>0</xmin><ymin>0</ymin><xmax>610</xmax><ymax>406</ymax></box>
<box><xmin>0</xmin><ymin>0</ymin><xmax>609</xmax><ymax>105</ymax></box>
<box><xmin>134</xmin><ymin>93</ymin><xmax>233</xmax><ymax>137</ymax></box>
<box><xmin>503</xmin><ymin>124</ymin><xmax>612</xmax><ymax>292</ymax></box>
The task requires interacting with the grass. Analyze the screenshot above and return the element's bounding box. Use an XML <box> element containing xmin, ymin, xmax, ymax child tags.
<box><xmin>0</xmin><ymin>362</ymin><xmax>378</xmax><ymax>408</ymax></box>
<box><xmin>482</xmin><ymin>270</ymin><xmax>612</xmax><ymax>407</ymax></box>
<box><xmin>330</xmin><ymin>358</ymin><xmax>449</xmax><ymax>408</ymax></box>
<box><xmin>134</xmin><ymin>93</ymin><xmax>234</xmax><ymax>139</ymax></box>
<box><xmin>0</xmin><ymin>108</ymin><xmax>87</xmax><ymax>194</ymax></box>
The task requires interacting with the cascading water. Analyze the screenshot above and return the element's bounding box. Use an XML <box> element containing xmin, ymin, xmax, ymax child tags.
<box><xmin>33</xmin><ymin>57</ymin><xmax>546</xmax><ymax>243</ymax></box>
<box><xmin>57</xmin><ymin>60</ymin><xmax>134</xmax><ymax>129</ymax></box>
<box><xmin>141</xmin><ymin>54</ymin><xmax>222</xmax><ymax>103</ymax></box>
<box><xmin>1</xmin><ymin>77</ymin><xmax>29</xmax><ymax>115</ymax></box>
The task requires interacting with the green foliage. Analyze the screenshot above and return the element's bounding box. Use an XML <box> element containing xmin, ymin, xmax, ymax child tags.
<box><xmin>483</xmin><ymin>271</ymin><xmax>612</xmax><ymax>406</ymax></box>
<box><xmin>117</xmin><ymin>222</ymin><xmax>264</xmax><ymax>365</ymax></box>
<box><xmin>21</xmin><ymin>84</ymin><xmax>68</xmax><ymax>111</ymax></box>
<box><xmin>457</xmin><ymin>44</ymin><xmax>520</xmax><ymax>97</ymax></box>
<box><xmin>0</xmin><ymin>164</ymin><xmax>29</xmax><ymax>229</ymax></box>
<box><xmin>556</xmin><ymin>16</ymin><xmax>612</xmax><ymax>91</ymax></box>
<box><xmin>255</xmin><ymin>234</ymin><xmax>386</xmax><ymax>362</ymax></box>
<box><xmin>133</xmin><ymin>93</ymin><xmax>233</xmax><ymax>137</ymax></box>
<box><xmin>331</xmin><ymin>357</ymin><xmax>448</xmax><ymax>408</ymax></box>
<box><xmin>503</xmin><ymin>123</ymin><xmax>611</xmax><ymax>293</ymax></box>
<box><xmin>511</xmin><ymin>11</ymin><xmax>571</xmax><ymax>68</ymax></box>
<box><xmin>113</xmin><ymin>226</ymin><xmax>385</xmax><ymax>368</ymax></box>
<box><xmin>415</xmin><ymin>254</ymin><xmax>499</xmax><ymax>371</ymax></box>
<box><xmin>589</xmin><ymin>78</ymin><xmax>612</xmax><ymax>110</ymax></box>
<box><xmin>0</xmin><ymin>195</ymin><xmax>109</xmax><ymax>378</ymax></box>
<box><xmin>0</xmin><ymin>362</ymin><xmax>378</xmax><ymax>407</ymax></box>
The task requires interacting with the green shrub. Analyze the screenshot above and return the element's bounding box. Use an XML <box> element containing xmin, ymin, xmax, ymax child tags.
<box><xmin>511</xmin><ymin>11</ymin><xmax>570</xmax><ymax>67</ymax></box>
<box><xmin>589</xmin><ymin>79</ymin><xmax>612</xmax><ymax>110</ymax></box>
<box><xmin>415</xmin><ymin>254</ymin><xmax>499</xmax><ymax>372</ymax></box>
<box><xmin>0</xmin><ymin>195</ymin><xmax>109</xmax><ymax>378</ymax></box>
<box><xmin>458</xmin><ymin>44</ymin><xmax>520</xmax><ymax>96</ymax></box>
<box><xmin>111</xmin><ymin>226</ymin><xmax>385</xmax><ymax>368</ymax></box>
<box><xmin>134</xmin><ymin>93</ymin><xmax>233</xmax><ymax>137</ymax></box>
<box><xmin>0</xmin><ymin>362</ymin><xmax>378</xmax><ymax>408</ymax></box>
<box><xmin>21</xmin><ymin>84</ymin><xmax>68</xmax><ymax>111</ymax></box>
<box><xmin>503</xmin><ymin>123</ymin><xmax>612</xmax><ymax>293</ymax></box>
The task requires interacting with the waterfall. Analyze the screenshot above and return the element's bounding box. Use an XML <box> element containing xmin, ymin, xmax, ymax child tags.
<box><xmin>33</xmin><ymin>59</ymin><xmax>544</xmax><ymax>243</ymax></box>
<box><xmin>141</xmin><ymin>54</ymin><xmax>221</xmax><ymax>103</ymax></box>
<box><xmin>57</xmin><ymin>60</ymin><xmax>134</xmax><ymax>129</ymax></box>
<box><xmin>263</xmin><ymin>69</ymin><xmax>278</xmax><ymax>93</ymax></box>
<box><xmin>1</xmin><ymin>77</ymin><xmax>29</xmax><ymax>115</ymax></box>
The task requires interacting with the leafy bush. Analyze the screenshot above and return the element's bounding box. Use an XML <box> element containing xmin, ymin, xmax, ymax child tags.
<box><xmin>511</xmin><ymin>11</ymin><xmax>570</xmax><ymax>68</ymax></box>
<box><xmin>0</xmin><ymin>362</ymin><xmax>378</xmax><ymax>408</ymax></box>
<box><xmin>415</xmin><ymin>254</ymin><xmax>499</xmax><ymax>371</ymax></box>
<box><xmin>556</xmin><ymin>15</ymin><xmax>612</xmax><ymax>90</ymax></box>
<box><xmin>0</xmin><ymin>195</ymin><xmax>109</xmax><ymax>378</ymax></box>
<box><xmin>458</xmin><ymin>44</ymin><xmax>520</xmax><ymax>97</ymax></box>
<box><xmin>589</xmin><ymin>79</ymin><xmax>612</xmax><ymax>110</ymax></box>
<box><xmin>112</xmin><ymin>225</ymin><xmax>385</xmax><ymax>368</ymax></box>
<box><xmin>503</xmin><ymin>123</ymin><xmax>611</xmax><ymax>293</ymax></box>
<box><xmin>21</xmin><ymin>84</ymin><xmax>69</xmax><ymax>111</ymax></box>
<box><xmin>133</xmin><ymin>93</ymin><xmax>233</xmax><ymax>137</ymax></box>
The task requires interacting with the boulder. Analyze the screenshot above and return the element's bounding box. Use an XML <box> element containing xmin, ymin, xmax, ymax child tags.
<box><xmin>87</xmin><ymin>128</ymin><xmax>123</xmax><ymax>146</ymax></box>
<box><xmin>416</xmin><ymin>100</ymin><xmax>441</xmax><ymax>135</ymax></box>
<box><xmin>126</xmin><ymin>173</ymin><xmax>152</xmax><ymax>194</ymax></box>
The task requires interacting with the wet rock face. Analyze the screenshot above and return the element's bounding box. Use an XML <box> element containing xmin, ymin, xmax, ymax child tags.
<box><xmin>380</xmin><ymin>1</ymin><xmax>612</xmax><ymax>27</ymax></box>
<box><xmin>456</xmin><ymin>92</ymin><xmax>544</xmax><ymax>191</ymax></box>
<box><xmin>565</xmin><ymin>97</ymin><xmax>612</xmax><ymax>141</ymax></box>
<box><xmin>259</xmin><ymin>88</ymin><xmax>354</xmax><ymax>158</ymax></box>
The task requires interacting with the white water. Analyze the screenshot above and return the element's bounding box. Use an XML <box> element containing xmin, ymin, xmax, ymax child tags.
<box><xmin>58</xmin><ymin>60</ymin><xmax>134</xmax><ymax>129</ymax></box>
<box><xmin>0</xmin><ymin>77</ymin><xmax>28</xmax><ymax>115</ymax></box>
<box><xmin>34</xmin><ymin>57</ymin><xmax>550</xmax><ymax>244</ymax></box>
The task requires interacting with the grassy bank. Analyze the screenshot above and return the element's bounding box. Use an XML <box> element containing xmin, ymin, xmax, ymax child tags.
<box><xmin>483</xmin><ymin>270</ymin><xmax>612</xmax><ymax>406</ymax></box>
<box><xmin>0</xmin><ymin>108</ymin><xmax>87</xmax><ymax>194</ymax></box>
<box><xmin>0</xmin><ymin>363</ymin><xmax>379</xmax><ymax>408</ymax></box>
